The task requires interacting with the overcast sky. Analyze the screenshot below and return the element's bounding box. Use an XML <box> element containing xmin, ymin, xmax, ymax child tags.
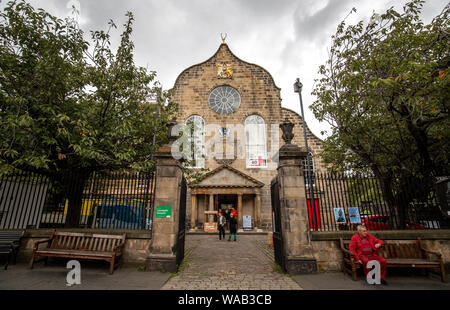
<box><xmin>1</xmin><ymin>0</ymin><xmax>447</xmax><ymax>138</ymax></box>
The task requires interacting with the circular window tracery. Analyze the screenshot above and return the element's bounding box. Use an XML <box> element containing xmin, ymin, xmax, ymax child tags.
<box><xmin>208</xmin><ymin>86</ymin><xmax>241</xmax><ymax>114</ymax></box>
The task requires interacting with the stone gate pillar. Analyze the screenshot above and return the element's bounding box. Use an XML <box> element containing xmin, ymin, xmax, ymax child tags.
<box><xmin>146</xmin><ymin>121</ymin><xmax>184</xmax><ymax>273</ymax></box>
<box><xmin>276</xmin><ymin>119</ymin><xmax>318</xmax><ymax>274</ymax></box>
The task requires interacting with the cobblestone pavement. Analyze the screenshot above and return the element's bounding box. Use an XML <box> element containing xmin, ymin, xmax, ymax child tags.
<box><xmin>161</xmin><ymin>234</ymin><xmax>302</xmax><ymax>290</ymax></box>
<box><xmin>0</xmin><ymin>264</ymin><xmax>170</xmax><ymax>290</ymax></box>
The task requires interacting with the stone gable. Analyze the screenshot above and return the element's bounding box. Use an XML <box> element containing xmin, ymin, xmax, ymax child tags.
<box><xmin>195</xmin><ymin>165</ymin><xmax>264</xmax><ymax>188</ymax></box>
<box><xmin>171</xmin><ymin>42</ymin><xmax>325</xmax><ymax>230</ymax></box>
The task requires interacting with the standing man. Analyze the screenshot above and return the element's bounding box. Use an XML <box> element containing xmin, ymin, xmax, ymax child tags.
<box><xmin>218</xmin><ymin>211</ymin><xmax>226</xmax><ymax>240</ymax></box>
<box><xmin>223</xmin><ymin>208</ymin><xmax>231</xmax><ymax>230</ymax></box>
<box><xmin>349</xmin><ymin>225</ymin><xmax>388</xmax><ymax>285</ymax></box>
<box><xmin>228</xmin><ymin>213</ymin><xmax>237</xmax><ymax>242</ymax></box>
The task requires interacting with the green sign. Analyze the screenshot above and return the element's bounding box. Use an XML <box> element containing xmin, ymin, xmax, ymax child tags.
<box><xmin>156</xmin><ymin>206</ymin><xmax>172</xmax><ymax>218</ymax></box>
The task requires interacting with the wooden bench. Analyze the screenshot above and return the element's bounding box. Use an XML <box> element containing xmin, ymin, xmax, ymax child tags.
<box><xmin>29</xmin><ymin>231</ymin><xmax>126</xmax><ymax>274</ymax></box>
<box><xmin>340</xmin><ymin>238</ymin><xmax>446</xmax><ymax>282</ymax></box>
<box><xmin>0</xmin><ymin>231</ymin><xmax>25</xmax><ymax>270</ymax></box>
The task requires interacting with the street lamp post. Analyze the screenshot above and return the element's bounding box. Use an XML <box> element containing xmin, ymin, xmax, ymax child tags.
<box><xmin>294</xmin><ymin>78</ymin><xmax>316</xmax><ymax>230</ymax></box>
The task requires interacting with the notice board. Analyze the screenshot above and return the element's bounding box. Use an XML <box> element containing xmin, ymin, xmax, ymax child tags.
<box><xmin>155</xmin><ymin>206</ymin><xmax>172</xmax><ymax>218</ymax></box>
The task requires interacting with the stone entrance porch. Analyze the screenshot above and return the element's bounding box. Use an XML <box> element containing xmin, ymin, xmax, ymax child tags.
<box><xmin>189</xmin><ymin>165</ymin><xmax>264</xmax><ymax>231</ymax></box>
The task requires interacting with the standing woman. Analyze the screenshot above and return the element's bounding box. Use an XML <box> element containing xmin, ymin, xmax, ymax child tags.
<box><xmin>218</xmin><ymin>211</ymin><xmax>226</xmax><ymax>240</ymax></box>
<box><xmin>228</xmin><ymin>213</ymin><xmax>237</xmax><ymax>242</ymax></box>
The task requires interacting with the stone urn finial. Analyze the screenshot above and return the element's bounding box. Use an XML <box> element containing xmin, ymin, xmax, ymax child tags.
<box><xmin>280</xmin><ymin>118</ymin><xmax>295</xmax><ymax>144</ymax></box>
<box><xmin>166</xmin><ymin>118</ymin><xmax>178</xmax><ymax>145</ymax></box>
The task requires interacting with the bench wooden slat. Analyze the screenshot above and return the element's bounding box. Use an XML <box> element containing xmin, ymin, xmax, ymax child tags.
<box><xmin>408</xmin><ymin>244</ymin><xmax>414</xmax><ymax>257</ymax></box>
<box><xmin>86</xmin><ymin>237</ymin><xmax>92</xmax><ymax>250</ymax></box>
<box><xmin>403</xmin><ymin>244</ymin><xmax>410</xmax><ymax>258</ymax></box>
<box><xmin>100</xmin><ymin>238</ymin><xmax>106</xmax><ymax>251</ymax></box>
<box><xmin>64</xmin><ymin>236</ymin><xmax>69</xmax><ymax>249</ymax></box>
<box><xmin>35</xmin><ymin>249</ymin><xmax>114</xmax><ymax>258</ymax></box>
<box><xmin>63</xmin><ymin>236</ymin><xmax>69</xmax><ymax>249</ymax></box>
<box><xmin>68</xmin><ymin>236</ymin><xmax>75</xmax><ymax>249</ymax></box>
<box><xmin>411</xmin><ymin>243</ymin><xmax>422</xmax><ymax>258</ymax></box>
<box><xmin>74</xmin><ymin>236</ymin><xmax>81</xmax><ymax>250</ymax></box>
<box><xmin>54</xmin><ymin>236</ymin><xmax>60</xmax><ymax>249</ymax></box>
<box><xmin>387</xmin><ymin>244</ymin><xmax>393</xmax><ymax>258</ymax></box>
<box><xmin>93</xmin><ymin>237</ymin><xmax>99</xmax><ymax>251</ymax></box>
<box><xmin>69</xmin><ymin>236</ymin><xmax>75</xmax><ymax>249</ymax></box>
<box><xmin>386</xmin><ymin>258</ymin><xmax>440</xmax><ymax>265</ymax></box>
<box><xmin>80</xmin><ymin>236</ymin><xmax>86</xmax><ymax>250</ymax></box>
<box><xmin>402</xmin><ymin>244</ymin><xmax>410</xmax><ymax>258</ymax></box>
<box><xmin>64</xmin><ymin>236</ymin><xmax>70</xmax><ymax>249</ymax></box>
<box><xmin>399</xmin><ymin>244</ymin><xmax>406</xmax><ymax>258</ymax></box>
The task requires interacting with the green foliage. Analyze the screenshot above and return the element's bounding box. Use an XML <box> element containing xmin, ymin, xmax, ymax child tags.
<box><xmin>312</xmin><ymin>0</ymin><xmax>449</xmax><ymax>179</ymax></box>
<box><xmin>0</xmin><ymin>0</ymin><xmax>177</xmax><ymax>175</ymax></box>
<box><xmin>272</xmin><ymin>263</ymin><xmax>284</xmax><ymax>274</ymax></box>
<box><xmin>311</xmin><ymin>0</ymin><xmax>449</xmax><ymax>227</ymax></box>
<box><xmin>346</xmin><ymin>177</ymin><xmax>385</xmax><ymax>206</ymax></box>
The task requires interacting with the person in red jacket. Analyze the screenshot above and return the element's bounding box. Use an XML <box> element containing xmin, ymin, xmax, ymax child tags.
<box><xmin>349</xmin><ymin>225</ymin><xmax>388</xmax><ymax>285</ymax></box>
<box><xmin>230</xmin><ymin>207</ymin><xmax>238</xmax><ymax>218</ymax></box>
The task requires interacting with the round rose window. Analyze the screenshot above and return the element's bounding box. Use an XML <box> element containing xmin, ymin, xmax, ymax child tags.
<box><xmin>208</xmin><ymin>86</ymin><xmax>241</xmax><ymax>114</ymax></box>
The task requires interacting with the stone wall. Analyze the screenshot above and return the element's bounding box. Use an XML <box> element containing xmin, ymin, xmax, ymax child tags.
<box><xmin>310</xmin><ymin>230</ymin><xmax>450</xmax><ymax>273</ymax></box>
<box><xmin>15</xmin><ymin>229</ymin><xmax>152</xmax><ymax>266</ymax></box>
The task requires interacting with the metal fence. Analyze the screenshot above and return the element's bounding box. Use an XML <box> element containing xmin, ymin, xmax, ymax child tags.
<box><xmin>0</xmin><ymin>170</ymin><xmax>156</xmax><ymax>230</ymax></box>
<box><xmin>305</xmin><ymin>172</ymin><xmax>450</xmax><ymax>232</ymax></box>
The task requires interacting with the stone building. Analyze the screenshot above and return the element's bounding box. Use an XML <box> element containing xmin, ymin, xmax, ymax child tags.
<box><xmin>171</xmin><ymin>41</ymin><xmax>325</xmax><ymax>231</ymax></box>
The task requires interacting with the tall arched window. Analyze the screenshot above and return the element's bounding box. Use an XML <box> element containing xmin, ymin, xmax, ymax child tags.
<box><xmin>245</xmin><ymin>115</ymin><xmax>267</xmax><ymax>168</ymax></box>
<box><xmin>186</xmin><ymin>115</ymin><xmax>205</xmax><ymax>168</ymax></box>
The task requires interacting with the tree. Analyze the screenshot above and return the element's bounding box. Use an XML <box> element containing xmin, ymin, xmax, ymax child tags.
<box><xmin>311</xmin><ymin>0</ymin><xmax>449</xmax><ymax>228</ymax></box>
<box><xmin>0</xmin><ymin>1</ymin><xmax>176</xmax><ymax>175</ymax></box>
<box><xmin>0</xmin><ymin>1</ymin><xmax>177</xmax><ymax>226</ymax></box>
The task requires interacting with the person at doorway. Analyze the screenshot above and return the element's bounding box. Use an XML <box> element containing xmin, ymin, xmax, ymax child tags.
<box><xmin>349</xmin><ymin>225</ymin><xmax>387</xmax><ymax>285</ymax></box>
<box><xmin>230</xmin><ymin>207</ymin><xmax>238</xmax><ymax>219</ymax></box>
<box><xmin>218</xmin><ymin>211</ymin><xmax>226</xmax><ymax>240</ymax></box>
<box><xmin>228</xmin><ymin>213</ymin><xmax>237</xmax><ymax>242</ymax></box>
<box><xmin>223</xmin><ymin>208</ymin><xmax>231</xmax><ymax>230</ymax></box>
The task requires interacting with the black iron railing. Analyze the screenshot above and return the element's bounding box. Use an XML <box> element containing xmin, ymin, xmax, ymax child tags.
<box><xmin>305</xmin><ymin>172</ymin><xmax>450</xmax><ymax>232</ymax></box>
<box><xmin>0</xmin><ymin>170</ymin><xmax>156</xmax><ymax>230</ymax></box>
<box><xmin>271</xmin><ymin>177</ymin><xmax>286</xmax><ymax>272</ymax></box>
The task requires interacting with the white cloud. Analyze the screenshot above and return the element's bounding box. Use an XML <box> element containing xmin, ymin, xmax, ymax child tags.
<box><xmin>1</xmin><ymin>0</ymin><xmax>447</xmax><ymax>139</ymax></box>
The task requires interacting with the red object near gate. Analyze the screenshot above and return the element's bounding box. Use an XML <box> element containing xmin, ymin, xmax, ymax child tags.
<box><xmin>307</xmin><ymin>199</ymin><xmax>321</xmax><ymax>229</ymax></box>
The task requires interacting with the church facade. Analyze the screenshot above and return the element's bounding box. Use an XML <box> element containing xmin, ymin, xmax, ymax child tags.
<box><xmin>171</xmin><ymin>42</ymin><xmax>325</xmax><ymax>231</ymax></box>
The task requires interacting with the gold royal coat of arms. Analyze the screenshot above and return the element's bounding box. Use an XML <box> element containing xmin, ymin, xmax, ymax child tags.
<box><xmin>217</xmin><ymin>62</ymin><xmax>233</xmax><ymax>79</ymax></box>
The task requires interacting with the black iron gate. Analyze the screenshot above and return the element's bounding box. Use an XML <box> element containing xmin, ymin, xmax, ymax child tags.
<box><xmin>175</xmin><ymin>176</ymin><xmax>187</xmax><ymax>268</ymax></box>
<box><xmin>271</xmin><ymin>177</ymin><xmax>286</xmax><ymax>272</ymax></box>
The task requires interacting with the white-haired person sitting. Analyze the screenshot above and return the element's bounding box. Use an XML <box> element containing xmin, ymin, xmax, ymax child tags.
<box><xmin>349</xmin><ymin>225</ymin><xmax>388</xmax><ymax>285</ymax></box>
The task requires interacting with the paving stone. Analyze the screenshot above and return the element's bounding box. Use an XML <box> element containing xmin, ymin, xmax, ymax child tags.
<box><xmin>161</xmin><ymin>234</ymin><xmax>303</xmax><ymax>290</ymax></box>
